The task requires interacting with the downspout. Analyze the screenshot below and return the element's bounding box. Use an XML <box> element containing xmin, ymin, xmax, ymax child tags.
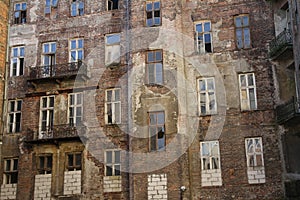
<box><xmin>124</xmin><ymin>0</ymin><xmax>133</xmax><ymax>199</ymax></box>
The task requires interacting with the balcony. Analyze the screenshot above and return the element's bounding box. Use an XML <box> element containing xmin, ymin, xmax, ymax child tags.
<box><xmin>269</xmin><ymin>29</ymin><xmax>293</xmax><ymax>60</ymax></box>
<box><xmin>25</xmin><ymin>124</ymin><xmax>86</xmax><ymax>143</ymax></box>
<box><xmin>28</xmin><ymin>62</ymin><xmax>88</xmax><ymax>82</ymax></box>
<box><xmin>276</xmin><ymin>97</ymin><xmax>300</xmax><ymax>124</ymax></box>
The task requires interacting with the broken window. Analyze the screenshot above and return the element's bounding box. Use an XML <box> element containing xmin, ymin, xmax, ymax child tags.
<box><xmin>68</xmin><ymin>93</ymin><xmax>83</xmax><ymax>126</ymax></box>
<box><xmin>105</xmin><ymin>150</ymin><xmax>121</xmax><ymax>176</ymax></box>
<box><xmin>105</xmin><ymin>88</ymin><xmax>121</xmax><ymax>124</ymax></box>
<box><xmin>239</xmin><ymin>73</ymin><xmax>257</xmax><ymax>110</ymax></box>
<box><xmin>8</xmin><ymin>100</ymin><xmax>22</xmax><ymax>133</ymax></box>
<box><xmin>38</xmin><ymin>155</ymin><xmax>52</xmax><ymax>174</ymax></box>
<box><xmin>42</xmin><ymin>42</ymin><xmax>56</xmax><ymax>77</ymax></box>
<box><xmin>40</xmin><ymin>96</ymin><xmax>54</xmax><ymax>138</ymax></box>
<box><xmin>245</xmin><ymin>137</ymin><xmax>264</xmax><ymax>167</ymax></box>
<box><xmin>198</xmin><ymin>77</ymin><xmax>217</xmax><ymax>115</ymax></box>
<box><xmin>235</xmin><ymin>14</ymin><xmax>251</xmax><ymax>49</ymax></box>
<box><xmin>195</xmin><ymin>21</ymin><xmax>212</xmax><ymax>53</ymax></box>
<box><xmin>10</xmin><ymin>46</ymin><xmax>24</xmax><ymax>77</ymax></box>
<box><xmin>70</xmin><ymin>38</ymin><xmax>84</xmax><ymax>65</ymax></box>
<box><xmin>45</xmin><ymin>0</ymin><xmax>58</xmax><ymax>14</ymax></box>
<box><xmin>14</xmin><ymin>3</ymin><xmax>26</xmax><ymax>24</ymax></box>
<box><xmin>105</xmin><ymin>33</ymin><xmax>121</xmax><ymax>66</ymax></box>
<box><xmin>3</xmin><ymin>158</ymin><xmax>18</xmax><ymax>184</ymax></box>
<box><xmin>107</xmin><ymin>0</ymin><xmax>118</xmax><ymax>10</ymax></box>
<box><xmin>146</xmin><ymin>50</ymin><xmax>163</xmax><ymax>84</ymax></box>
<box><xmin>146</xmin><ymin>1</ymin><xmax>161</xmax><ymax>27</ymax></box>
<box><xmin>200</xmin><ymin>141</ymin><xmax>220</xmax><ymax>170</ymax></box>
<box><xmin>149</xmin><ymin>111</ymin><xmax>165</xmax><ymax>151</ymax></box>
<box><xmin>66</xmin><ymin>152</ymin><xmax>82</xmax><ymax>171</ymax></box>
<box><xmin>71</xmin><ymin>0</ymin><xmax>84</xmax><ymax>16</ymax></box>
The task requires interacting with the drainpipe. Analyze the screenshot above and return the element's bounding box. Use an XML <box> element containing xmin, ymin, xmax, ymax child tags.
<box><xmin>124</xmin><ymin>0</ymin><xmax>133</xmax><ymax>199</ymax></box>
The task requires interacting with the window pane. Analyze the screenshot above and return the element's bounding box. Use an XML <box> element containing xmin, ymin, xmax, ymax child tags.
<box><xmin>157</xmin><ymin>129</ymin><xmax>165</xmax><ymax>150</ymax></box>
<box><xmin>114</xmin><ymin>89</ymin><xmax>120</xmax><ymax>101</ymax></box>
<box><xmin>249</xmin><ymin>88</ymin><xmax>256</xmax><ymax>109</ymax></box>
<box><xmin>47</xmin><ymin>156</ymin><xmax>52</xmax><ymax>168</ymax></box>
<box><xmin>247</xmin><ymin>74</ymin><xmax>254</xmax><ymax>86</ymax></box>
<box><xmin>204</xmin><ymin>22</ymin><xmax>210</xmax><ymax>32</ymax></box>
<box><xmin>149</xmin><ymin>113</ymin><xmax>156</xmax><ymax>125</ymax></box>
<box><xmin>148</xmin><ymin>64</ymin><xmax>155</xmax><ymax>83</ymax></box>
<box><xmin>15</xmin><ymin>4</ymin><xmax>21</xmax><ymax>11</ymax></box>
<box><xmin>199</xmin><ymin>80</ymin><xmax>205</xmax><ymax>91</ymax></box>
<box><xmin>244</xmin><ymin>28</ymin><xmax>251</xmax><ymax>48</ymax></box>
<box><xmin>240</xmin><ymin>75</ymin><xmax>246</xmax><ymax>87</ymax></box>
<box><xmin>44</xmin><ymin>44</ymin><xmax>49</xmax><ymax>53</ymax></box>
<box><xmin>155</xmin><ymin>51</ymin><xmax>162</xmax><ymax>61</ymax></box>
<box><xmin>201</xmin><ymin>143</ymin><xmax>209</xmax><ymax>156</ymax></box>
<box><xmin>20</xmin><ymin>47</ymin><xmax>25</xmax><ymax>56</ymax></box>
<box><xmin>157</xmin><ymin>112</ymin><xmax>164</xmax><ymax>124</ymax></box>
<box><xmin>71</xmin><ymin>40</ymin><xmax>76</xmax><ymax>49</ymax></box>
<box><xmin>115</xmin><ymin>151</ymin><xmax>120</xmax><ymax>163</ymax></box>
<box><xmin>106</xmin><ymin>166</ymin><xmax>112</xmax><ymax>176</ymax></box>
<box><xmin>236</xmin><ymin>29</ymin><xmax>243</xmax><ymax>48</ymax></box>
<box><xmin>46</xmin><ymin>0</ymin><xmax>51</xmax><ymax>7</ymax></box>
<box><xmin>235</xmin><ymin>17</ymin><xmax>242</xmax><ymax>27</ymax></box>
<box><xmin>204</xmin><ymin>33</ymin><xmax>211</xmax><ymax>43</ymax></box>
<box><xmin>6</xmin><ymin>160</ymin><xmax>11</xmax><ymax>171</ymax></box>
<box><xmin>13</xmin><ymin>159</ymin><xmax>18</xmax><ymax>170</ymax></box>
<box><xmin>13</xmin><ymin>48</ymin><xmax>18</xmax><ymax>57</ymax></box>
<box><xmin>39</xmin><ymin>157</ymin><xmax>45</xmax><ymax>169</ymax></box>
<box><xmin>147</xmin><ymin>52</ymin><xmax>154</xmax><ymax>62</ymax></box>
<box><xmin>49</xmin><ymin>97</ymin><xmax>54</xmax><ymax>107</ymax></box>
<box><xmin>150</xmin><ymin>135</ymin><xmax>156</xmax><ymax>151</ymax></box>
<box><xmin>156</xmin><ymin>63</ymin><xmax>163</xmax><ymax>84</ymax></box>
<box><xmin>243</xmin><ymin>16</ymin><xmax>249</xmax><ymax>26</ymax></box>
<box><xmin>76</xmin><ymin>93</ymin><xmax>82</xmax><ymax>104</ymax></box>
<box><xmin>75</xmin><ymin>154</ymin><xmax>81</xmax><ymax>166</ymax></box>
<box><xmin>51</xmin><ymin>43</ymin><xmax>56</xmax><ymax>52</ymax></box>
<box><xmin>106</xmin><ymin>34</ymin><xmax>120</xmax><ymax>45</ymax></box>
<box><xmin>22</xmin><ymin>3</ymin><xmax>27</xmax><ymax>10</ymax></box>
<box><xmin>196</xmin><ymin>24</ymin><xmax>202</xmax><ymax>33</ymax></box>
<box><xmin>106</xmin><ymin>151</ymin><xmax>112</xmax><ymax>163</ymax></box>
<box><xmin>154</xmin><ymin>2</ymin><xmax>160</xmax><ymax>9</ymax></box>
<box><xmin>207</xmin><ymin>79</ymin><xmax>214</xmax><ymax>90</ymax></box>
<box><xmin>115</xmin><ymin>164</ymin><xmax>120</xmax><ymax>175</ymax></box>
<box><xmin>78</xmin><ymin>39</ymin><xmax>83</xmax><ymax>48</ymax></box>
<box><xmin>146</xmin><ymin>3</ymin><xmax>152</xmax><ymax>11</ymax></box>
<box><xmin>106</xmin><ymin>90</ymin><xmax>112</xmax><ymax>101</ymax></box>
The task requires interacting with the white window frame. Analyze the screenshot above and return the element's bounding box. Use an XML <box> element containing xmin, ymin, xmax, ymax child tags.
<box><xmin>239</xmin><ymin>73</ymin><xmax>257</xmax><ymax>111</ymax></box>
<box><xmin>39</xmin><ymin>96</ymin><xmax>55</xmax><ymax>136</ymax></box>
<box><xmin>10</xmin><ymin>46</ymin><xmax>25</xmax><ymax>77</ymax></box>
<box><xmin>105</xmin><ymin>33</ymin><xmax>121</xmax><ymax>66</ymax></box>
<box><xmin>105</xmin><ymin>88</ymin><xmax>121</xmax><ymax>124</ymax></box>
<box><xmin>69</xmin><ymin>38</ymin><xmax>84</xmax><ymax>63</ymax></box>
<box><xmin>71</xmin><ymin>0</ymin><xmax>84</xmax><ymax>16</ymax></box>
<box><xmin>234</xmin><ymin>14</ymin><xmax>251</xmax><ymax>49</ymax></box>
<box><xmin>146</xmin><ymin>50</ymin><xmax>163</xmax><ymax>84</ymax></box>
<box><xmin>14</xmin><ymin>2</ymin><xmax>27</xmax><ymax>24</ymax></box>
<box><xmin>68</xmin><ymin>93</ymin><xmax>83</xmax><ymax>126</ymax></box>
<box><xmin>197</xmin><ymin>77</ymin><xmax>217</xmax><ymax>115</ymax></box>
<box><xmin>3</xmin><ymin>158</ymin><xmax>18</xmax><ymax>184</ymax></box>
<box><xmin>105</xmin><ymin>150</ymin><xmax>121</xmax><ymax>176</ymax></box>
<box><xmin>107</xmin><ymin>0</ymin><xmax>119</xmax><ymax>10</ymax></box>
<box><xmin>200</xmin><ymin>141</ymin><xmax>221</xmax><ymax>171</ymax></box>
<box><xmin>245</xmin><ymin>137</ymin><xmax>264</xmax><ymax>168</ymax></box>
<box><xmin>148</xmin><ymin>111</ymin><xmax>165</xmax><ymax>151</ymax></box>
<box><xmin>45</xmin><ymin>0</ymin><xmax>58</xmax><ymax>14</ymax></box>
<box><xmin>7</xmin><ymin>100</ymin><xmax>22</xmax><ymax>133</ymax></box>
<box><xmin>42</xmin><ymin>42</ymin><xmax>56</xmax><ymax>77</ymax></box>
<box><xmin>146</xmin><ymin>1</ymin><xmax>161</xmax><ymax>27</ymax></box>
<box><xmin>195</xmin><ymin>21</ymin><xmax>213</xmax><ymax>53</ymax></box>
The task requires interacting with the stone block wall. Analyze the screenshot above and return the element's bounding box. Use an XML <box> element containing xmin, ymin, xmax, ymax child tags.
<box><xmin>63</xmin><ymin>170</ymin><xmax>81</xmax><ymax>195</ymax></box>
<box><xmin>34</xmin><ymin>174</ymin><xmax>52</xmax><ymax>200</ymax></box>
<box><xmin>0</xmin><ymin>184</ymin><xmax>17</xmax><ymax>200</ymax></box>
<box><xmin>103</xmin><ymin>176</ymin><xmax>122</xmax><ymax>193</ymax></box>
<box><xmin>201</xmin><ymin>169</ymin><xmax>222</xmax><ymax>187</ymax></box>
<box><xmin>147</xmin><ymin>174</ymin><xmax>168</xmax><ymax>200</ymax></box>
<box><xmin>247</xmin><ymin>167</ymin><xmax>266</xmax><ymax>184</ymax></box>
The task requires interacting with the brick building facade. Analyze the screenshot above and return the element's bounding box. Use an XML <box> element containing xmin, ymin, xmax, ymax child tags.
<box><xmin>0</xmin><ymin>0</ymin><xmax>291</xmax><ymax>199</ymax></box>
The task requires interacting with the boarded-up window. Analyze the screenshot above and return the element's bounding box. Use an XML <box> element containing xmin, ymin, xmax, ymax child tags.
<box><xmin>105</xmin><ymin>34</ymin><xmax>121</xmax><ymax>66</ymax></box>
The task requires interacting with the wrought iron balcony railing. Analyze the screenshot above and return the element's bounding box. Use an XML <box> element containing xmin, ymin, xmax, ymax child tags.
<box><xmin>25</xmin><ymin>124</ymin><xmax>86</xmax><ymax>142</ymax></box>
<box><xmin>269</xmin><ymin>29</ymin><xmax>293</xmax><ymax>58</ymax></box>
<box><xmin>276</xmin><ymin>97</ymin><xmax>300</xmax><ymax>124</ymax></box>
<box><xmin>28</xmin><ymin>61</ymin><xmax>87</xmax><ymax>80</ymax></box>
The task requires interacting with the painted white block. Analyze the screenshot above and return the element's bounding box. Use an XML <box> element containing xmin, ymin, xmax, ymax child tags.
<box><xmin>63</xmin><ymin>170</ymin><xmax>81</xmax><ymax>195</ymax></box>
<box><xmin>0</xmin><ymin>184</ymin><xmax>17</xmax><ymax>200</ymax></box>
<box><xmin>103</xmin><ymin>176</ymin><xmax>122</xmax><ymax>192</ymax></box>
<box><xmin>147</xmin><ymin>174</ymin><xmax>168</xmax><ymax>200</ymax></box>
<box><xmin>34</xmin><ymin>174</ymin><xmax>52</xmax><ymax>200</ymax></box>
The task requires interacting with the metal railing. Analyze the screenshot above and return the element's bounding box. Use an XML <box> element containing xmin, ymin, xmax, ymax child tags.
<box><xmin>28</xmin><ymin>61</ymin><xmax>87</xmax><ymax>80</ymax></box>
<box><xmin>25</xmin><ymin>124</ymin><xmax>86</xmax><ymax>141</ymax></box>
<box><xmin>269</xmin><ymin>29</ymin><xmax>293</xmax><ymax>58</ymax></box>
<box><xmin>276</xmin><ymin>97</ymin><xmax>300</xmax><ymax>124</ymax></box>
